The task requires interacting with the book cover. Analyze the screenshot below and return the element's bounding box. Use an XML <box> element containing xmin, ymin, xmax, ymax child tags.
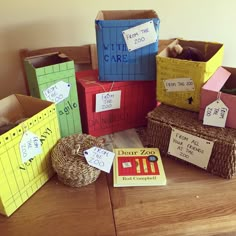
<box><xmin>113</xmin><ymin>148</ymin><xmax>166</xmax><ymax>187</ymax></box>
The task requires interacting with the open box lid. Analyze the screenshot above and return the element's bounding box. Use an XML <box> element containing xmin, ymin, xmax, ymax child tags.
<box><xmin>0</xmin><ymin>94</ymin><xmax>52</xmax><ymax>123</ymax></box>
<box><xmin>75</xmin><ymin>70</ymin><xmax>155</xmax><ymax>92</ymax></box>
<box><xmin>202</xmin><ymin>67</ymin><xmax>231</xmax><ymax>92</ymax></box>
<box><xmin>24</xmin><ymin>52</ymin><xmax>71</xmax><ymax>69</ymax></box>
<box><xmin>96</xmin><ymin>10</ymin><xmax>158</xmax><ymax>21</ymax></box>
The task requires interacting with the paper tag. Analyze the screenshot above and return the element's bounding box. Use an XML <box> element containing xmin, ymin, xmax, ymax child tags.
<box><xmin>20</xmin><ymin>131</ymin><xmax>42</xmax><ymax>163</ymax></box>
<box><xmin>84</xmin><ymin>147</ymin><xmax>115</xmax><ymax>173</ymax></box>
<box><xmin>164</xmin><ymin>78</ymin><xmax>195</xmax><ymax>92</ymax></box>
<box><xmin>96</xmin><ymin>91</ymin><xmax>121</xmax><ymax>112</ymax></box>
<box><xmin>122</xmin><ymin>20</ymin><xmax>158</xmax><ymax>51</ymax></box>
<box><xmin>43</xmin><ymin>81</ymin><xmax>71</xmax><ymax>104</ymax></box>
<box><xmin>168</xmin><ymin>128</ymin><xmax>214</xmax><ymax>169</ymax></box>
<box><xmin>203</xmin><ymin>99</ymin><xmax>229</xmax><ymax>128</ymax></box>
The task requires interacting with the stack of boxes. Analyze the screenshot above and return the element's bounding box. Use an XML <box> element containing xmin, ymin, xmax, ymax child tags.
<box><xmin>76</xmin><ymin>10</ymin><xmax>160</xmax><ymax>136</ymax></box>
<box><xmin>23</xmin><ymin>10</ymin><xmax>161</xmax><ymax>138</ymax></box>
<box><xmin>147</xmin><ymin>38</ymin><xmax>236</xmax><ymax>179</ymax></box>
<box><xmin>0</xmin><ymin>9</ymin><xmax>160</xmax><ymax>217</ymax></box>
<box><xmin>2</xmin><ymin>8</ymin><xmax>236</xmax><ymax>217</ymax></box>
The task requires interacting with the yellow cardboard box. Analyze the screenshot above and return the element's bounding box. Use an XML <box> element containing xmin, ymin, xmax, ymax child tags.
<box><xmin>0</xmin><ymin>94</ymin><xmax>60</xmax><ymax>216</ymax></box>
<box><xmin>156</xmin><ymin>39</ymin><xmax>224</xmax><ymax>111</ymax></box>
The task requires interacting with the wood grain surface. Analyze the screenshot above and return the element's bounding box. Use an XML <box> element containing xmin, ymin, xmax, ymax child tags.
<box><xmin>0</xmin><ymin>173</ymin><xmax>116</xmax><ymax>236</ymax></box>
<box><xmin>1</xmin><ymin>129</ymin><xmax>236</xmax><ymax>236</ymax></box>
<box><xmin>2</xmin><ymin>38</ymin><xmax>236</xmax><ymax>235</ymax></box>
<box><xmin>105</xmin><ymin>129</ymin><xmax>236</xmax><ymax>236</ymax></box>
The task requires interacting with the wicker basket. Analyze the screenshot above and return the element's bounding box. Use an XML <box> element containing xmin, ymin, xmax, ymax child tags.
<box><xmin>147</xmin><ymin>104</ymin><xmax>236</xmax><ymax>179</ymax></box>
<box><xmin>51</xmin><ymin>134</ymin><xmax>104</xmax><ymax>187</ymax></box>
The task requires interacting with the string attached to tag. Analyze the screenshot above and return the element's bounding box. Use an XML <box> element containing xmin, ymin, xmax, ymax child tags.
<box><xmin>21</xmin><ymin>122</ymin><xmax>28</xmax><ymax>134</ymax></box>
<box><xmin>80</xmin><ymin>78</ymin><xmax>121</xmax><ymax>113</ymax></box>
<box><xmin>71</xmin><ymin>144</ymin><xmax>83</xmax><ymax>156</ymax></box>
<box><xmin>216</xmin><ymin>91</ymin><xmax>222</xmax><ymax>103</ymax></box>
<box><xmin>82</xmin><ymin>79</ymin><xmax>115</xmax><ymax>92</ymax></box>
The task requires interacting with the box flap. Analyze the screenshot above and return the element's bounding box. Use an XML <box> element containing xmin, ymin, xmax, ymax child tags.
<box><xmin>158</xmin><ymin>39</ymin><xmax>179</xmax><ymax>57</ymax></box>
<box><xmin>76</xmin><ymin>70</ymin><xmax>120</xmax><ymax>91</ymax></box>
<box><xmin>0</xmin><ymin>94</ymin><xmax>53</xmax><ymax>124</ymax></box>
<box><xmin>221</xmin><ymin>66</ymin><xmax>236</xmax><ymax>89</ymax></box>
<box><xmin>96</xmin><ymin>10</ymin><xmax>158</xmax><ymax>20</ymax></box>
<box><xmin>203</xmin><ymin>67</ymin><xmax>231</xmax><ymax>92</ymax></box>
<box><xmin>179</xmin><ymin>39</ymin><xmax>223</xmax><ymax>61</ymax></box>
<box><xmin>0</xmin><ymin>94</ymin><xmax>26</xmax><ymax>123</ymax></box>
<box><xmin>25</xmin><ymin>52</ymin><xmax>71</xmax><ymax>68</ymax></box>
<box><xmin>76</xmin><ymin>70</ymin><xmax>156</xmax><ymax>92</ymax></box>
<box><xmin>15</xmin><ymin>94</ymin><xmax>53</xmax><ymax>117</ymax></box>
<box><xmin>76</xmin><ymin>70</ymin><xmax>99</xmax><ymax>88</ymax></box>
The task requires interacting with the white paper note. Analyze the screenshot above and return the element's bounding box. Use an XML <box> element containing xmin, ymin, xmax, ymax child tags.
<box><xmin>43</xmin><ymin>81</ymin><xmax>71</xmax><ymax>104</ymax></box>
<box><xmin>164</xmin><ymin>78</ymin><xmax>195</xmax><ymax>92</ymax></box>
<box><xmin>96</xmin><ymin>91</ymin><xmax>121</xmax><ymax>112</ymax></box>
<box><xmin>84</xmin><ymin>147</ymin><xmax>115</xmax><ymax>173</ymax></box>
<box><xmin>20</xmin><ymin>131</ymin><xmax>42</xmax><ymax>163</ymax></box>
<box><xmin>122</xmin><ymin>20</ymin><xmax>158</xmax><ymax>51</ymax></box>
<box><xmin>168</xmin><ymin>128</ymin><xmax>214</xmax><ymax>169</ymax></box>
<box><xmin>203</xmin><ymin>99</ymin><xmax>229</xmax><ymax>128</ymax></box>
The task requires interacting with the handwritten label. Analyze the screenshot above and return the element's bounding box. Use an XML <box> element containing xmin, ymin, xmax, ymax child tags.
<box><xmin>122</xmin><ymin>20</ymin><xmax>158</xmax><ymax>51</ymax></box>
<box><xmin>20</xmin><ymin>131</ymin><xmax>42</xmax><ymax>163</ymax></box>
<box><xmin>19</xmin><ymin>158</ymin><xmax>35</xmax><ymax>170</ymax></box>
<box><xmin>88</xmin><ymin>112</ymin><xmax>128</xmax><ymax>130</ymax></box>
<box><xmin>19</xmin><ymin>128</ymin><xmax>52</xmax><ymax>170</ymax></box>
<box><xmin>58</xmin><ymin>101</ymin><xmax>78</xmax><ymax>116</ymax></box>
<box><xmin>84</xmin><ymin>147</ymin><xmax>115</xmax><ymax>173</ymax></box>
<box><xmin>103</xmin><ymin>43</ymin><xmax>128</xmax><ymax>63</ymax></box>
<box><xmin>203</xmin><ymin>99</ymin><xmax>229</xmax><ymax>128</ymax></box>
<box><xmin>96</xmin><ymin>91</ymin><xmax>121</xmax><ymax>112</ymax></box>
<box><xmin>40</xmin><ymin>127</ymin><xmax>52</xmax><ymax>145</ymax></box>
<box><xmin>43</xmin><ymin>81</ymin><xmax>71</xmax><ymax>104</ymax></box>
<box><xmin>168</xmin><ymin>128</ymin><xmax>214</xmax><ymax>169</ymax></box>
<box><xmin>164</xmin><ymin>78</ymin><xmax>195</xmax><ymax>92</ymax></box>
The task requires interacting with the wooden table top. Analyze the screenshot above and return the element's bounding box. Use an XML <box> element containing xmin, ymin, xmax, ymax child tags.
<box><xmin>0</xmin><ymin>173</ymin><xmax>116</xmax><ymax>236</ymax></box>
<box><xmin>106</xmin><ymin>129</ymin><xmax>236</xmax><ymax>236</ymax></box>
<box><xmin>108</xmin><ymin>158</ymin><xmax>236</xmax><ymax>236</ymax></box>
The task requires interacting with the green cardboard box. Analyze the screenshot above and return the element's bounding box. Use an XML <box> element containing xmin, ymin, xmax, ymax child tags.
<box><xmin>24</xmin><ymin>52</ymin><xmax>82</xmax><ymax>137</ymax></box>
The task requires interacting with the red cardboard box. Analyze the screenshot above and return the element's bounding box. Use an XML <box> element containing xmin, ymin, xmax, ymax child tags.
<box><xmin>76</xmin><ymin>70</ymin><xmax>157</xmax><ymax>136</ymax></box>
<box><xmin>199</xmin><ymin>66</ymin><xmax>236</xmax><ymax>129</ymax></box>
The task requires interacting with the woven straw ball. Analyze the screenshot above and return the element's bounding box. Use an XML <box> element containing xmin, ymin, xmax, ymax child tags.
<box><xmin>51</xmin><ymin>133</ymin><xmax>104</xmax><ymax>187</ymax></box>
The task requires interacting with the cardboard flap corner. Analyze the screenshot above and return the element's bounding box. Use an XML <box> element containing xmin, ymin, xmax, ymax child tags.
<box><xmin>203</xmin><ymin>67</ymin><xmax>231</xmax><ymax>92</ymax></box>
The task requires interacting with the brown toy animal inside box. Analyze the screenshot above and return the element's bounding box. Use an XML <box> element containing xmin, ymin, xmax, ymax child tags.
<box><xmin>162</xmin><ymin>38</ymin><xmax>222</xmax><ymax>62</ymax></box>
<box><xmin>168</xmin><ymin>44</ymin><xmax>205</xmax><ymax>61</ymax></box>
<box><xmin>156</xmin><ymin>38</ymin><xmax>224</xmax><ymax>112</ymax></box>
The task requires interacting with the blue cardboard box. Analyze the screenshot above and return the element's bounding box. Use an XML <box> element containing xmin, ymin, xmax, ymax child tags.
<box><xmin>95</xmin><ymin>10</ymin><xmax>160</xmax><ymax>81</ymax></box>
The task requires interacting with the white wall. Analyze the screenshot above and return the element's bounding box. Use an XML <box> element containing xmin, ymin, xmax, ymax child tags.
<box><xmin>0</xmin><ymin>0</ymin><xmax>235</xmax><ymax>98</ymax></box>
